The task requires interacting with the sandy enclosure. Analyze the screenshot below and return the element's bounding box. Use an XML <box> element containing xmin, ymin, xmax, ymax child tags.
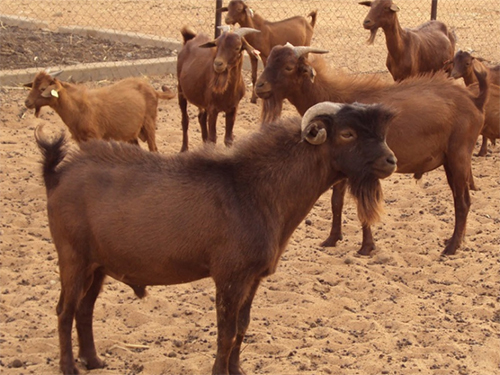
<box><xmin>1</xmin><ymin>0</ymin><xmax>500</xmax><ymax>374</ymax></box>
<box><xmin>1</xmin><ymin>70</ymin><xmax>499</xmax><ymax>375</ymax></box>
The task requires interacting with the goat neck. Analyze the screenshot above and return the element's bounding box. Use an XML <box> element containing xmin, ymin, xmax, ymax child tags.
<box><xmin>380</xmin><ymin>16</ymin><xmax>406</xmax><ymax>61</ymax></box>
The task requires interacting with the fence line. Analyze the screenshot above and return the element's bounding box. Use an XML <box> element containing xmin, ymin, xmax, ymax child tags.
<box><xmin>0</xmin><ymin>0</ymin><xmax>498</xmax><ymax>83</ymax></box>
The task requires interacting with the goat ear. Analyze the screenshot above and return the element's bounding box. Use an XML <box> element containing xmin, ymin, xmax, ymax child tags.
<box><xmin>41</xmin><ymin>84</ymin><xmax>59</xmax><ymax>98</ymax></box>
<box><xmin>217</xmin><ymin>6</ymin><xmax>228</xmax><ymax>12</ymax></box>
<box><xmin>390</xmin><ymin>4</ymin><xmax>400</xmax><ymax>12</ymax></box>
<box><xmin>298</xmin><ymin>59</ymin><xmax>316</xmax><ymax>83</ymax></box>
<box><xmin>358</xmin><ymin>1</ymin><xmax>372</xmax><ymax>7</ymax></box>
<box><xmin>199</xmin><ymin>41</ymin><xmax>217</xmax><ymax>48</ymax></box>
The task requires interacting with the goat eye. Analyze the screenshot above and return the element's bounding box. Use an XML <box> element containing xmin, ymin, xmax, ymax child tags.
<box><xmin>340</xmin><ymin>130</ymin><xmax>355</xmax><ymax>140</ymax></box>
<box><xmin>285</xmin><ymin>66</ymin><xmax>294</xmax><ymax>72</ymax></box>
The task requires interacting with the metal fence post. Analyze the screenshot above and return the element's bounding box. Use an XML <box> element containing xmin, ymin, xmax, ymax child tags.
<box><xmin>215</xmin><ymin>0</ymin><xmax>223</xmax><ymax>38</ymax></box>
<box><xmin>431</xmin><ymin>0</ymin><xmax>438</xmax><ymax>20</ymax></box>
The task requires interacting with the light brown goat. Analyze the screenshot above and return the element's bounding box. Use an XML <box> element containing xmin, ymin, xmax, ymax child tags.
<box><xmin>177</xmin><ymin>26</ymin><xmax>259</xmax><ymax>152</ymax></box>
<box><xmin>448</xmin><ymin>50</ymin><xmax>500</xmax><ymax>155</ymax></box>
<box><xmin>35</xmin><ymin>101</ymin><xmax>397</xmax><ymax>375</ymax></box>
<box><xmin>255</xmin><ymin>44</ymin><xmax>488</xmax><ymax>256</ymax></box>
<box><xmin>219</xmin><ymin>0</ymin><xmax>317</xmax><ymax>103</ymax></box>
<box><xmin>360</xmin><ymin>0</ymin><xmax>455</xmax><ymax>81</ymax></box>
<box><xmin>24</xmin><ymin>71</ymin><xmax>175</xmax><ymax>151</ymax></box>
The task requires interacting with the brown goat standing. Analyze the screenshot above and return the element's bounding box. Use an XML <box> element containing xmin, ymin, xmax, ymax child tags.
<box><xmin>24</xmin><ymin>71</ymin><xmax>175</xmax><ymax>151</ymax></box>
<box><xmin>449</xmin><ymin>50</ymin><xmax>500</xmax><ymax>156</ymax></box>
<box><xmin>255</xmin><ymin>44</ymin><xmax>488</xmax><ymax>256</ymax></box>
<box><xmin>35</xmin><ymin>101</ymin><xmax>397</xmax><ymax>375</ymax></box>
<box><xmin>219</xmin><ymin>0</ymin><xmax>317</xmax><ymax>103</ymax></box>
<box><xmin>360</xmin><ymin>0</ymin><xmax>456</xmax><ymax>81</ymax></box>
<box><xmin>177</xmin><ymin>26</ymin><xmax>259</xmax><ymax>152</ymax></box>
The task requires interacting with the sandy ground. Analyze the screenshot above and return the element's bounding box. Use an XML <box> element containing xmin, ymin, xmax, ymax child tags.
<box><xmin>0</xmin><ymin>70</ymin><xmax>499</xmax><ymax>375</ymax></box>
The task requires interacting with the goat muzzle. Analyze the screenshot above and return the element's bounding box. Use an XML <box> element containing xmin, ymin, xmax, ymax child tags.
<box><xmin>213</xmin><ymin>59</ymin><xmax>227</xmax><ymax>73</ymax></box>
<box><xmin>363</xmin><ymin>19</ymin><xmax>374</xmax><ymax>29</ymax></box>
<box><xmin>374</xmin><ymin>149</ymin><xmax>397</xmax><ymax>178</ymax></box>
<box><xmin>254</xmin><ymin>80</ymin><xmax>271</xmax><ymax>98</ymax></box>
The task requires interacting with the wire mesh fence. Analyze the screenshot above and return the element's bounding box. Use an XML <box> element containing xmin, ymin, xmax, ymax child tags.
<box><xmin>1</xmin><ymin>0</ymin><xmax>499</xmax><ymax>82</ymax></box>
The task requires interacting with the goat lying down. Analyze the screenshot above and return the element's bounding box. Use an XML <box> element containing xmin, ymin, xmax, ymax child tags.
<box><xmin>25</xmin><ymin>71</ymin><xmax>175</xmax><ymax>151</ymax></box>
<box><xmin>35</xmin><ymin>101</ymin><xmax>397</xmax><ymax>375</ymax></box>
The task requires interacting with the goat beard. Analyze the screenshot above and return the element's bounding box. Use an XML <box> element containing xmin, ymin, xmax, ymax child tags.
<box><xmin>211</xmin><ymin>71</ymin><xmax>231</xmax><ymax>94</ymax></box>
<box><xmin>261</xmin><ymin>95</ymin><xmax>283</xmax><ymax>124</ymax></box>
<box><xmin>347</xmin><ymin>174</ymin><xmax>384</xmax><ymax>226</ymax></box>
<box><xmin>367</xmin><ymin>28</ymin><xmax>378</xmax><ymax>45</ymax></box>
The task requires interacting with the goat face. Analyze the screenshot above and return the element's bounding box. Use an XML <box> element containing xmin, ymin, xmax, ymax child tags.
<box><xmin>24</xmin><ymin>71</ymin><xmax>62</xmax><ymax>117</ymax></box>
<box><xmin>200</xmin><ymin>31</ymin><xmax>249</xmax><ymax>74</ymax></box>
<box><xmin>256</xmin><ymin>45</ymin><xmax>310</xmax><ymax>99</ymax></box>
<box><xmin>222</xmin><ymin>0</ymin><xmax>248</xmax><ymax>25</ymax></box>
<box><xmin>450</xmin><ymin>50</ymin><xmax>474</xmax><ymax>79</ymax></box>
<box><xmin>359</xmin><ymin>0</ymin><xmax>400</xmax><ymax>43</ymax></box>
<box><xmin>304</xmin><ymin>102</ymin><xmax>397</xmax><ymax>224</ymax></box>
<box><xmin>256</xmin><ymin>45</ymin><xmax>324</xmax><ymax>122</ymax></box>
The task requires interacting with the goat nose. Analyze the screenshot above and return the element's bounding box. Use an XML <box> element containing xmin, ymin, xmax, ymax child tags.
<box><xmin>387</xmin><ymin>154</ymin><xmax>397</xmax><ymax>166</ymax></box>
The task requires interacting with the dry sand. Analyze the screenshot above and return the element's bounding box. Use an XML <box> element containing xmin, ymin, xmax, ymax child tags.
<box><xmin>1</xmin><ymin>71</ymin><xmax>499</xmax><ymax>375</ymax></box>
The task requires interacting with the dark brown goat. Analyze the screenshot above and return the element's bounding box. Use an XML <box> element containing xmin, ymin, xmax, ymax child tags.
<box><xmin>177</xmin><ymin>26</ymin><xmax>259</xmax><ymax>152</ymax></box>
<box><xmin>219</xmin><ymin>0</ymin><xmax>317</xmax><ymax>103</ymax></box>
<box><xmin>35</xmin><ymin>101</ymin><xmax>397</xmax><ymax>375</ymax></box>
<box><xmin>255</xmin><ymin>44</ymin><xmax>488</xmax><ymax>256</ymax></box>
<box><xmin>360</xmin><ymin>0</ymin><xmax>456</xmax><ymax>81</ymax></box>
<box><xmin>24</xmin><ymin>71</ymin><xmax>175</xmax><ymax>151</ymax></box>
<box><xmin>449</xmin><ymin>50</ymin><xmax>500</xmax><ymax>155</ymax></box>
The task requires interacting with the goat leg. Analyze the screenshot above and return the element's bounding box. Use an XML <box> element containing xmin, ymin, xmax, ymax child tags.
<box><xmin>76</xmin><ymin>270</ymin><xmax>106</xmax><ymax>370</ymax></box>
<box><xmin>321</xmin><ymin>180</ymin><xmax>347</xmax><ymax>247</ymax></box>
<box><xmin>228</xmin><ymin>278</ymin><xmax>261</xmax><ymax>375</ymax></box>
<box><xmin>441</xmin><ymin>164</ymin><xmax>471</xmax><ymax>255</ymax></box>
<box><xmin>477</xmin><ymin>135</ymin><xmax>488</xmax><ymax>156</ymax></box>
<box><xmin>207</xmin><ymin>110</ymin><xmax>219</xmax><ymax>144</ymax></box>
<box><xmin>249</xmin><ymin>54</ymin><xmax>259</xmax><ymax>104</ymax></box>
<box><xmin>224</xmin><ymin>108</ymin><xmax>237</xmax><ymax>148</ymax></box>
<box><xmin>179</xmin><ymin>93</ymin><xmax>190</xmax><ymax>152</ymax></box>
<box><xmin>357</xmin><ymin>224</ymin><xmax>376</xmax><ymax>256</ymax></box>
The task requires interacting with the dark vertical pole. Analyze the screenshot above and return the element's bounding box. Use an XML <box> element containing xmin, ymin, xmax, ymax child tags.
<box><xmin>431</xmin><ymin>0</ymin><xmax>438</xmax><ymax>20</ymax></box>
<box><xmin>215</xmin><ymin>0</ymin><xmax>223</xmax><ymax>38</ymax></box>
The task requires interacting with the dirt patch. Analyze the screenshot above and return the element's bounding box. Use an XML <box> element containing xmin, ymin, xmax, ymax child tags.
<box><xmin>0</xmin><ymin>25</ymin><xmax>174</xmax><ymax>70</ymax></box>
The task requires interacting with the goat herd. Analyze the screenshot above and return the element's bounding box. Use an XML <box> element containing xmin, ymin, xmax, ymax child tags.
<box><xmin>19</xmin><ymin>1</ymin><xmax>499</xmax><ymax>374</ymax></box>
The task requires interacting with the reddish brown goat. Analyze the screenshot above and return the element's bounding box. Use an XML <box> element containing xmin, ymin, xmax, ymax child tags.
<box><xmin>35</xmin><ymin>101</ymin><xmax>397</xmax><ymax>375</ymax></box>
<box><xmin>360</xmin><ymin>0</ymin><xmax>456</xmax><ymax>81</ymax></box>
<box><xmin>219</xmin><ymin>0</ymin><xmax>317</xmax><ymax>103</ymax></box>
<box><xmin>177</xmin><ymin>26</ymin><xmax>259</xmax><ymax>152</ymax></box>
<box><xmin>470</xmin><ymin>83</ymin><xmax>500</xmax><ymax>156</ymax></box>
<box><xmin>255</xmin><ymin>44</ymin><xmax>488</xmax><ymax>256</ymax></box>
<box><xmin>24</xmin><ymin>71</ymin><xmax>175</xmax><ymax>151</ymax></box>
<box><xmin>449</xmin><ymin>50</ymin><xmax>500</xmax><ymax>155</ymax></box>
<box><xmin>449</xmin><ymin>50</ymin><xmax>500</xmax><ymax>86</ymax></box>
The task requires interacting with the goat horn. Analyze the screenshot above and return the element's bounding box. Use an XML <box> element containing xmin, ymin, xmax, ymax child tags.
<box><xmin>233</xmin><ymin>27</ymin><xmax>260</xmax><ymax>37</ymax></box>
<box><xmin>217</xmin><ymin>25</ymin><xmax>231</xmax><ymax>33</ymax></box>
<box><xmin>50</xmin><ymin>70</ymin><xmax>64</xmax><ymax>78</ymax></box>
<box><xmin>301</xmin><ymin>102</ymin><xmax>343</xmax><ymax>131</ymax></box>
<box><xmin>284</xmin><ymin>43</ymin><xmax>329</xmax><ymax>57</ymax></box>
<box><xmin>301</xmin><ymin>102</ymin><xmax>344</xmax><ymax>145</ymax></box>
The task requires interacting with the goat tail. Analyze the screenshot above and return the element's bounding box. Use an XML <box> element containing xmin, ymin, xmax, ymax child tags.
<box><xmin>308</xmin><ymin>10</ymin><xmax>318</xmax><ymax>28</ymax></box>
<box><xmin>158</xmin><ymin>85</ymin><xmax>176</xmax><ymax>100</ymax></box>
<box><xmin>180</xmin><ymin>25</ymin><xmax>197</xmax><ymax>44</ymax></box>
<box><xmin>34</xmin><ymin>124</ymin><xmax>67</xmax><ymax>193</ymax></box>
<box><xmin>472</xmin><ymin>68</ymin><xmax>489</xmax><ymax>112</ymax></box>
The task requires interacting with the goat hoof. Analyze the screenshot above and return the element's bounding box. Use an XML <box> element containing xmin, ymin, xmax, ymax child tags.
<box><xmin>80</xmin><ymin>356</ymin><xmax>105</xmax><ymax>370</ymax></box>
<box><xmin>357</xmin><ymin>246</ymin><xmax>375</xmax><ymax>256</ymax></box>
<box><xmin>320</xmin><ymin>235</ymin><xmax>342</xmax><ymax>247</ymax></box>
<box><xmin>60</xmin><ymin>362</ymin><xmax>79</xmax><ymax>375</ymax></box>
